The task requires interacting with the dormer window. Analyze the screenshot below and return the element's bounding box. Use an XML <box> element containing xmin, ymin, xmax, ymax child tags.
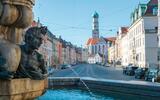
<box><xmin>153</xmin><ymin>7</ymin><xmax>158</xmax><ymax>15</ymax></box>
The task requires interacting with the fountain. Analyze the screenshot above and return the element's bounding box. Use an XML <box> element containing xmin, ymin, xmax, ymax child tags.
<box><xmin>0</xmin><ymin>0</ymin><xmax>47</xmax><ymax>100</ymax></box>
<box><xmin>68</xmin><ymin>66</ymin><xmax>94</xmax><ymax>97</ymax></box>
<box><xmin>0</xmin><ymin>0</ymin><xmax>159</xmax><ymax>99</ymax></box>
<box><xmin>41</xmin><ymin>64</ymin><xmax>160</xmax><ymax>100</ymax></box>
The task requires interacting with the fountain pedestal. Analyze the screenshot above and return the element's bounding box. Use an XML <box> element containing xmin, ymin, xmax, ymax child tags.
<box><xmin>0</xmin><ymin>78</ymin><xmax>47</xmax><ymax>100</ymax></box>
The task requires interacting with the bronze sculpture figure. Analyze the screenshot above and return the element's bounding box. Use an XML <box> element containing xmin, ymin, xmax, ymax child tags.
<box><xmin>16</xmin><ymin>26</ymin><xmax>48</xmax><ymax>80</ymax></box>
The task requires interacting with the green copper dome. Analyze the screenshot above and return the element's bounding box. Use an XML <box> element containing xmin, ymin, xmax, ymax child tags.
<box><xmin>93</xmin><ymin>11</ymin><xmax>99</xmax><ymax>18</ymax></box>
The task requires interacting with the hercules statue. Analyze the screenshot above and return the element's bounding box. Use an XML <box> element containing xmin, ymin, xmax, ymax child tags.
<box><xmin>0</xmin><ymin>0</ymin><xmax>39</xmax><ymax>79</ymax></box>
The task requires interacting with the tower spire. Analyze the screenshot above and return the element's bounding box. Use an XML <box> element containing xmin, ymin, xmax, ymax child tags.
<box><xmin>92</xmin><ymin>11</ymin><xmax>99</xmax><ymax>38</ymax></box>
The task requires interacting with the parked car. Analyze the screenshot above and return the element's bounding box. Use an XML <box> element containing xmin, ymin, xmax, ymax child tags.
<box><xmin>123</xmin><ymin>64</ymin><xmax>133</xmax><ymax>74</ymax></box>
<box><xmin>100</xmin><ymin>63</ymin><xmax>105</xmax><ymax>66</ymax></box>
<box><xmin>157</xmin><ymin>71</ymin><xmax>160</xmax><ymax>83</ymax></box>
<box><xmin>145</xmin><ymin>69</ymin><xmax>158</xmax><ymax>82</ymax></box>
<box><xmin>116</xmin><ymin>61</ymin><xmax>121</xmax><ymax>65</ymax></box>
<box><xmin>125</xmin><ymin>66</ymin><xmax>138</xmax><ymax>76</ymax></box>
<box><xmin>60</xmin><ymin>64</ymin><xmax>72</xmax><ymax>69</ymax></box>
<box><xmin>135</xmin><ymin>68</ymin><xmax>148</xmax><ymax>79</ymax></box>
<box><xmin>71</xmin><ymin>63</ymin><xmax>77</xmax><ymax>66</ymax></box>
<box><xmin>95</xmin><ymin>62</ymin><xmax>99</xmax><ymax>65</ymax></box>
<box><xmin>105</xmin><ymin>63</ymin><xmax>110</xmax><ymax>67</ymax></box>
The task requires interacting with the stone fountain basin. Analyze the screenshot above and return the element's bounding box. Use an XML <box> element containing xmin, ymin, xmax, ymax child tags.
<box><xmin>48</xmin><ymin>77</ymin><xmax>160</xmax><ymax>99</ymax></box>
<box><xmin>0</xmin><ymin>78</ymin><xmax>47</xmax><ymax>100</ymax></box>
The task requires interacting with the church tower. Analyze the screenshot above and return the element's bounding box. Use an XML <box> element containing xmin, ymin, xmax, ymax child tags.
<box><xmin>92</xmin><ymin>11</ymin><xmax>99</xmax><ymax>38</ymax></box>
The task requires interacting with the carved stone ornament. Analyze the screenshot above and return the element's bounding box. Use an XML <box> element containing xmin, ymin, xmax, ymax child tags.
<box><xmin>0</xmin><ymin>0</ymin><xmax>35</xmax><ymax>79</ymax></box>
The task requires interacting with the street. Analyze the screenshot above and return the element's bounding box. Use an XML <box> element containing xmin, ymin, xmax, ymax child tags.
<box><xmin>52</xmin><ymin>64</ymin><xmax>139</xmax><ymax>81</ymax></box>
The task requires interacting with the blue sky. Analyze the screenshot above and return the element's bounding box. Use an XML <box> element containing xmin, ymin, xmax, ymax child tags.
<box><xmin>33</xmin><ymin>0</ymin><xmax>149</xmax><ymax>47</ymax></box>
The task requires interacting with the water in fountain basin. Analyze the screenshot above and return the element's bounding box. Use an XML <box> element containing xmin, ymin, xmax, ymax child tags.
<box><xmin>36</xmin><ymin>88</ymin><xmax>114</xmax><ymax>100</ymax></box>
<box><xmin>68</xmin><ymin>66</ymin><xmax>96</xmax><ymax>99</ymax></box>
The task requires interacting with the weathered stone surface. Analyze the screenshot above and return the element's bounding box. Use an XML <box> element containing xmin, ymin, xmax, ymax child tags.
<box><xmin>0</xmin><ymin>40</ymin><xmax>21</xmax><ymax>72</ymax></box>
<box><xmin>0</xmin><ymin>78</ymin><xmax>46</xmax><ymax>100</ymax></box>
<box><xmin>0</xmin><ymin>26</ymin><xmax>24</xmax><ymax>44</ymax></box>
<box><xmin>0</xmin><ymin>0</ymin><xmax>35</xmax><ymax>79</ymax></box>
<box><xmin>0</xmin><ymin>1</ymin><xmax>34</xmax><ymax>28</ymax></box>
<box><xmin>2</xmin><ymin>0</ymin><xmax>35</xmax><ymax>8</ymax></box>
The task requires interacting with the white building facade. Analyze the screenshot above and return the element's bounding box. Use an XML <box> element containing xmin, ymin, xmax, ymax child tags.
<box><xmin>128</xmin><ymin>1</ymin><xmax>158</xmax><ymax>68</ymax></box>
<box><xmin>121</xmin><ymin>33</ymin><xmax>129</xmax><ymax>66</ymax></box>
<box><xmin>88</xmin><ymin>54</ymin><xmax>103</xmax><ymax>64</ymax></box>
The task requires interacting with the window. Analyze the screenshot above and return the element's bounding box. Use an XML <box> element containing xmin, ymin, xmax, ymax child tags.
<box><xmin>139</xmin><ymin>53</ymin><xmax>141</xmax><ymax>61</ymax></box>
<box><xmin>157</xmin><ymin>56</ymin><xmax>160</xmax><ymax>61</ymax></box>
<box><xmin>153</xmin><ymin>7</ymin><xmax>158</xmax><ymax>15</ymax></box>
<box><xmin>95</xmin><ymin>45</ymin><xmax>97</xmax><ymax>54</ymax></box>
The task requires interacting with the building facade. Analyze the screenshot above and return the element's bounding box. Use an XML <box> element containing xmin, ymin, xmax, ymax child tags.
<box><xmin>128</xmin><ymin>0</ymin><xmax>158</xmax><ymax>68</ymax></box>
<box><xmin>31</xmin><ymin>20</ymin><xmax>54</xmax><ymax>67</ymax></box>
<box><xmin>88</xmin><ymin>53</ymin><xmax>103</xmax><ymax>64</ymax></box>
<box><xmin>107</xmin><ymin>37</ymin><xmax>116</xmax><ymax>64</ymax></box>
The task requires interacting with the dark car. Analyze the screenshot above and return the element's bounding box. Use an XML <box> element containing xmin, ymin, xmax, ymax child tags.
<box><xmin>60</xmin><ymin>64</ymin><xmax>71</xmax><ymax>69</ymax></box>
<box><xmin>157</xmin><ymin>72</ymin><xmax>160</xmax><ymax>82</ymax></box>
<box><xmin>145</xmin><ymin>69</ymin><xmax>158</xmax><ymax>82</ymax></box>
<box><xmin>126</xmin><ymin>66</ymin><xmax>138</xmax><ymax>76</ymax></box>
<box><xmin>100</xmin><ymin>63</ymin><xmax>104</xmax><ymax>66</ymax></box>
<box><xmin>116</xmin><ymin>61</ymin><xmax>121</xmax><ymax>65</ymax></box>
<box><xmin>135</xmin><ymin>68</ymin><xmax>148</xmax><ymax>79</ymax></box>
<box><xmin>105</xmin><ymin>63</ymin><xmax>110</xmax><ymax>67</ymax></box>
<box><xmin>123</xmin><ymin>64</ymin><xmax>133</xmax><ymax>74</ymax></box>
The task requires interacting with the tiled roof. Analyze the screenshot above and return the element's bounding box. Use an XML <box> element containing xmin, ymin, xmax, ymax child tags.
<box><xmin>121</xmin><ymin>27</ymin><xmax>128</xmax><ymax>33</ymax></box>
<box><xmin>86</xmin><ymin>38</ymin><xmax>99</xmax><ymax>45</ymax></box>
<box><xmin>105</xmin><ymin>37</ymin><xmax>116</xmax><ymax>42</ymax></box>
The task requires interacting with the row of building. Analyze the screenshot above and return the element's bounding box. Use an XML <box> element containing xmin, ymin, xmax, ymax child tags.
<box><xmin>31</xmin><ymin>20</ymin><xmax>88</xmax><ymax>68</ymax></box>
<box><xmin>108</xmin><ymin>0</ymin><xmax>159</xmax><ymax>68</ymax></box>
<box><xmin>28</xmin><ymin>0</ymin><xmax>159</xmax><ymax>69</ymax></box>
